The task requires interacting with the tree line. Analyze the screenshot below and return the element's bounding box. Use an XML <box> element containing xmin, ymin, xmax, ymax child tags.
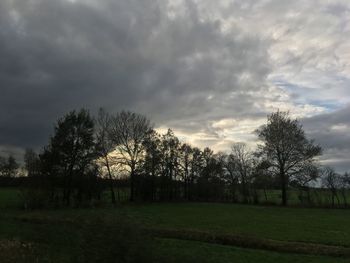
<box><xmin>1</xmin><ymin>109</ymin><xmax>349</xmax><ymax>208</ymax></box>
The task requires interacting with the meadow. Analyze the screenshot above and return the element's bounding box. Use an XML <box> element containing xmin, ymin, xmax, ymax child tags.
<box><xmin>1</xmin><ymin>187</ymin><xmax>350</xmax><ymax>262</ymax></box>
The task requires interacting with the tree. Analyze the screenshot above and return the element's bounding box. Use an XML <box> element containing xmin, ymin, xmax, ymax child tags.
<box><xmin>321</xmin><ymin>167</ymin><xmax>341</xmax><ymax>207</ymax></box>
<box><xmin>160</xmin><ymin>129</ymin><xmax>181</xmax><ymax>200</ymax></box>
<box><xmin>24</xmin><ymin>148</ymin><xmax>41</xmax><ymax>177</ymax></box>
<box><xmin>179</xmin><ymin>143</ymin><xmax>194</xmax><ymax>200</ymax></box>
<box><xmin>340</xmin><ymin>172</ymin><xmax>350</xmax><ymax>206</ymax></box>
<box><xmin>40</xmin><ymin>109</ymin><xmax>97</xmax><ymax>206</ymax></box>
<box><xmin>256</xmin><ymin>111</ymin><xmax>322</xmax><ymax>206</ymax></box>
<box><xmin>292</xmin><ymin>164</ymin><xmax>319</xmax><ymax>205</ymax></box>
<box><xmin>109</xmin><ymin>111</ymin><xmax>152</xmax><ymax>201</ymax></box>
<box><xmin>230</xmin><ymin>143</ymin><xmax>254</xmax><ymax>203</ymax></box>
<box><xmin>0</xmin><ymin>155</ymin><xmax>19</xmax><ymax>177</ymax></box>
<box><xmin>220</xmin><ymin>153</ymin><xmax>239</xmax><ymax>202</ymax></box>
<box><xmin>95</xmin><ymin>108</ymin><xmax>118</xmax><ymax>204</ymax></box>
<box><xmin>142</xmin><ymin>130</ymin><xmax>163</xmax><ymax>201</ymax></box>
<box><xmin>0</xmin><ymin>156</ymin><xmax>6</xmax><ymax>176</ymax></box>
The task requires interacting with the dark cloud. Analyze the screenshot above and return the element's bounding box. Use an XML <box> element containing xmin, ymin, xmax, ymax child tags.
<box><xmin>303</xmin><ymin>105</ymin><xmax>350</xmax><ymax>172</ymax></box>
<box><xmin>0</xmin><ymin>0</ymin><xmax>271</xmax><ymax>149</ymax></box>
<box><xmin>0</xmin><ymin>0</ymin><xmax>349</xmax><ymax>172</ymax></box>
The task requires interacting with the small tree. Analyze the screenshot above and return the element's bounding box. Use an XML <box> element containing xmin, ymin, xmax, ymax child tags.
<box><xmin>256</xmin><ymin>111</ymin><xmax>322</xmax><ymax>206</ymax></box>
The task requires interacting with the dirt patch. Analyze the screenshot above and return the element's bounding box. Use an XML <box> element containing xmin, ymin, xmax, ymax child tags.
<box><xmin>150</xmin><ymin>228</ymin><xmax>350</xmax><ymax>258</ymax></box>
<box><xmin>0</xmin><ymin>239</ymin><xmax>37</xmax><ymax>263</ymax></box>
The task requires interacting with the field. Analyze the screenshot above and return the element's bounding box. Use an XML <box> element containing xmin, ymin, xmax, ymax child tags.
<box><xmin>1</xmin><ymin>188</ymin><xmax>350</xmax><ymax>262</ymax></box>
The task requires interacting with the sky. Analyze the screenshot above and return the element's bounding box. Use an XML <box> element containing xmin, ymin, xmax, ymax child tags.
<box><xmin>0</xmin><ymin>0</ymin><xmax>349</xmax><ymax>172</ymax></box>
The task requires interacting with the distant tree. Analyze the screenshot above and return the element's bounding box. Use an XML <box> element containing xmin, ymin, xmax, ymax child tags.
<box><xmin>197</xmin><ymin>148</ymin><xmax>225</xmax><ymax>201</ymax></box>
<box><xmin>109</xmin><ymin>111</ymin><xmax>152</xmax><ymax>201</ymax></box>
<box><xmin>95</xmin><ymin>108</ymin><xmax>118</xmax><ymax>204</ymax></box>
<box><xmin>0</xmin><ymin>156</ymin><xmax>6</xmax><ymax>176</ymax></box>
<box><xmin>179</xmin><ymin>143</ymin><xmax>193</xmax><ymax>200</ymax></box>
<box><xmin>293</xmin><ymin>164</ymin><xmax>319</xmax><ymax>205</ymax></box>
<box><xmin>189</xmin><ymin>147</ymin><xmax>203</xmax><ymax>201</ymax></box>
<box><xmin>252</xmin><ymin>160</ymin><xmax>275</xmax><ymax>202</ymax></box>
<box><xmin>24</xmin><ymin>148</ymin><xmax>41</xmax><ymax>177</ymax></box>
<box><xmin>142</xmin><ymin>130</ymin><xmax>163</xmax><ymax>201</ymax></box>
<box><xmin>230</xmin><ymin>143</ymin><xmax>254</xmax><ymax>203</ymax></box>
<box><xmin>160</xmin><ymin>129</ymin><xmax>181</xmax><ymax>200</ymax></box>
<box><xmin>340</xmin><ymin>172</ymin><xmax>350</xmax><ymax>206</ymax></box>
<box><xmin>40</xmin><ymin>109</ymin><xmax>97</xmax><ymax>206</ymax></box>
<box><xmin>256</xmin><ymin>111</ymin><xmax>322</xmax><ymax>206</ymax></box>
<box><xmin>321</xmin><ymin>167</ymin><xmax>341</xmax><ymax>207</ymax></box>
<box><xmin>220</xmin><ymin>153</ymin><xmax>239</xmax><ymax>202</ymax></box>
<box><xmin>0</xmin><ymin>155</ymin><xmax>19</xmax><ymax>177</ymax></box>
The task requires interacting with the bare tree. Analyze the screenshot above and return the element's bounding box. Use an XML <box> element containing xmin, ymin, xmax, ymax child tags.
<box><xmin>293</xmin><ymin>164</ymin><xmax>319</xmax><ymax>205</ymax></box>
<box><xmin>256</xmin><ymin>111</ymin><xmax>322</xmax><ymax>206</ymax></box>
<box><xmin>340</xmin><ymin>172</ymin><xmax>350</xmax><ymax>206</ymax></box>
<box><xmin>109</xmin><ymin>111</ymin><xmax>152</xmax><ymax>201</ymax></box>
<box><xmin>95</xmin><ymin>108</ymin><xmax>118</xmax><ymax>204</ymax></box>
<box><xmin>0</xmin><ymin>155</ymin><xmax>19</xmax><ymax>177</ymax></box>
<box><xmin>230</xmin><ymin>143</ymin><xmax>254</xmax><ymax>203</ymax></box>
<box><xmin>24</xmin><ymin>148</ymin><xmax>41</xmax><ymax>177</ymax></box>
<box><xmin>321</xmin><ymin>167</ymin><xmax>341</xmax><ymax>207</ymax></box>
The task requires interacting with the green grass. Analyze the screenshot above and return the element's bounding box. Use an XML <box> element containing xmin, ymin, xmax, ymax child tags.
<box><xmin>3</xmin><ymin>202</ymin><xmax>350</xmax><ymax>247</ymax></box>
<box><xmin>120</xmin><ymin>202</ymin><xmax>350</xmax><ymax>247</ymax></box>
<box><xmin>0</xmin><ymin>215</ymin><xmax>348</xmax><ymax>263</ymax></box>
<box><xmin>2</xmin><ymin>187</ymin><xmax>350</xmax><ymax>262</ymax></box>
<box><xmin>155</xmin><ymin>238</ymin><xmax>349</xmax><ymax>263</ymax></box>
<box><xmin>0</xmin><ymin>188</ymin><xmax>22</xmax><ymax>209</ymax></box>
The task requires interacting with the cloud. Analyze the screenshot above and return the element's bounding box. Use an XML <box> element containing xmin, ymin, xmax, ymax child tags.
<box><xmin>0</xmin><ymin>0</ymin><xmax>349</xmax><ymax>171</ymax></box>
<box><xmin>303</xmin><ymin>105</ymin><xmax>350</xmax><ymax>172</ymax></box>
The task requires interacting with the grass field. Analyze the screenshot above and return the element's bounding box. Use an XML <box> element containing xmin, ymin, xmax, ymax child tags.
<box><xmin>1</xmin><ymin>188</ymin><xmax>350</xmax><ymax>262</ymax></box>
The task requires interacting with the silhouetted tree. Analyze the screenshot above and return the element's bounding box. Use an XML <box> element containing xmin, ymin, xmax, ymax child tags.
<box><xmin>40</xmin><ymin>109</ymin><xmax>97</xmax><ymax>206</ymax></box>
<box><xmin>340</xmin><ymin>172</ymin><xmax>350</xmax><ymax>206</ymax></box>
<box><xmin>0</xmin><ymin>155</ymin><xmax>19</xmax><ymax>177</ymax></box>
<box><xmin>230</xmin><ymin>143</ymin><xmax>254</xmax><ymax>203</ymax></box>
<box><xmin>252</xmin><ymin>160</ymin><xmax>275</xmax><ymax>202</ymax></box>
<box><xmin>179</xmin><ymin>143</ymin><xmax>194</xmax><ymax>200</ymax></box>
<box><xmin>256</xmin><ymin>111</ymin><xmax>322</xmax><ymax>206</ymax></box>
<box><xmin>24</xmin><ymin>148</ymin><xmax>41</xmax><ymax>177</ymax></box>
<box><xmin>293</xmin><ymin>164</ymin><xmax>319</xmax><ymax>205</ymax></box>
<box><xmin>95</xmin><ymin>108</ymin><xmax>118</xmax><ymax>204</ymax></box>
<box><xmin>219</xmin><ymin>153</ymin><xmax>239</xmax><ymax>202</ymax></box>
<box><xmin>189</xmin><ymin>147</ymin><xmax>203</xmax><ymax>200</ymax></box>
<box><xmin>109</xmin><ymin>111</ymin><xmax>152</xmax><ymax>201</ymax></box>
<box><xmin>160</xmin><ymin>129</ymin><xmax>181</xmax><ymax>200</ymax></box>
<box><xmin>322</xmin><ymin>167</ymin><xmax>341</xmax><ymax>207</ymax></box>
<box><xmin>196</xmin><ymin>148</ymin><xmax>225</xmax><ymax>201</ymax></box>
<box><xmin>142</xmin><ymin>130</ymin><xmax>163</xmax><ymax>201</ymax></box>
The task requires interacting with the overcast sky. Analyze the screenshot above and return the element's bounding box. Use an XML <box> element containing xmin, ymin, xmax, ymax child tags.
<box><xmin>0</xmin><ymin>0</ymin><xmax>349</xmax><ymax>172</ymax></box>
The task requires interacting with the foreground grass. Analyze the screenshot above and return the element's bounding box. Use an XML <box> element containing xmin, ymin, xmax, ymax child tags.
<box><xmin>2</xmin><ymin>190</ymin><xmax>350</xmax><ymax>262</ymax></box>
<box><xmin>3</xmin><ymin>202</ymin><xmax>350</xmax><ymax>247</ymax></box>
<box><xmin>0</xmin><ymin>188</ymin><xmax>21</xmax><ymax>209</ymax></box>
<box><xmin>156</xmin><ymin>238</ymin><xmax>349</xmax><ymax>263</ymax></box>
<box><xmin>0</xmin><ymin>215</ymin><xmax>348</xmax><ymax>263</ymax></box>
<box><xmin>121</xmin><ymin>202</ymin><xmax>350</xmax><ymax>247</ymax></box>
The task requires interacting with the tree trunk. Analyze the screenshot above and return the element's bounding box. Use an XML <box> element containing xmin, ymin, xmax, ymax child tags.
<box><xmin>263</xmin><ymin>188</ymin><xmax>268</xmax><ymax>202</ymax></box>
<box><xmin>105</xmin><ymin>159</ymin><xmax>116</xmax><ymax>205</ymax></box>
<box><xmin>130</xmin><ymin>168</ymin><xmax>135</xmax><ymax>202</ymax></box>
<box><xmin>281</xmin><ymin>170</ymin><xmax>287</xmax><ymax>206</ymax></box>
